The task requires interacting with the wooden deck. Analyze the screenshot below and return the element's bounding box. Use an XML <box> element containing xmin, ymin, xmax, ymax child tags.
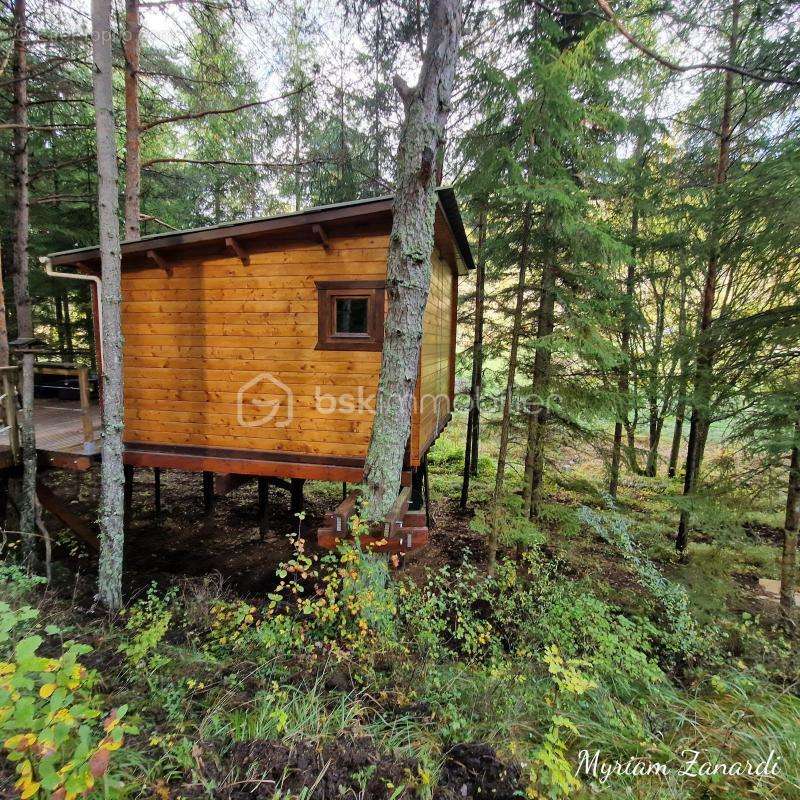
<box><xmin>0</xmin><ymin>399</ymin><xmax>101</xmax><ymax>471</ymax></box>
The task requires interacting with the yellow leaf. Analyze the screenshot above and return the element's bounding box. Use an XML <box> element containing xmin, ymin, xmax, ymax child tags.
<box><xmin>4</xmin><ymin>733</ymin><xmax>36</xmax><ymax>751</ymax></box>
<box><xmin>21</xmin><ymin>783</ymin><xmax>41</xmax><ymax>799</ymax></box>
<box><xmin>39</xmin><ymin>683</ymin><xmax>57</xmax><ymax>699</ymax></box>
<box><xmin>100</xmin><ymin>736</ymin><xmax>123</xmax><ymax>751</ymax></box>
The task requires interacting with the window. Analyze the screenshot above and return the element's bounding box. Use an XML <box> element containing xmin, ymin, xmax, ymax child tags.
<box><xmin>316</xmin><ymin>280</ymin><xmax>385</xmax><ymax>351</ymax></box>
<box><xmin>336</xmin><ymin>297</ymin><xmax>368</xmax><ymax>334</ymax></box>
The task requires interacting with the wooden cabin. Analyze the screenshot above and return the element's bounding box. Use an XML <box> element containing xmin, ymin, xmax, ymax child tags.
<box><xmin>45</xmin><ymin>190</ymin><xmax>474</xmax><ymax>521</ymax></box>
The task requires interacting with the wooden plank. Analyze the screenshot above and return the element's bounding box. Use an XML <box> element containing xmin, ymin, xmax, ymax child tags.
<box><xmin>36</xmin><ymin>482</ymin><xmax>99</xmax><ymax>551</ymax></box>
<box><xmin>123</xmin><ymin>448</ymin><xmax>367</xmax><ymax>482</ymax></box>
<box><xmin>122</xmin><ymin>431</ymin><xmax>370</xmax><ymax>458</ymax></box>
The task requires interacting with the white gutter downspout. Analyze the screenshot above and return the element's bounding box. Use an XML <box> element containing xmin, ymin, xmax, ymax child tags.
<box><xmin>40</xmin><ymin>256</ymin><xmax>103</xmax><ymax>370</ymax></box>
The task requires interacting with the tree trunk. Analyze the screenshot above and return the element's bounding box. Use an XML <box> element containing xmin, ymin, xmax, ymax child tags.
<box><xmin>677</xmin><ymin>0</ymin><xmax>739</xmax><ymax>553</ymax></box>
<box><xmin>460</xmin><ymin>203</ymin><xmax>486</xmax><ymax>508</ymax></box>
<box><xmin>361</xmin><ymin>0</ymin><xmax>462</xmax><ymax>522</ymax></box>
<box><xmin>123</xmin><ymin>0</ymin><xmax>141</xmax><ymax>239</ymax></box>
<box><xmin>645</xmin><ymin>283</ymin><xmax>667</xmax><ymax>477</ymax></box>
<box><xmin>781</xmin><ymin>415</ymin><xmax>799</xmax><ymax>612</ymax></box>
<box><xmin>668</xmin><ymin>267</ymin><xmax>689</xmax><ymax>477</ymax></box>
<box><xmin>488</xmin><ymin>203</ymin><xmax>531</xmax><ymax>570</ymax></box>
<box><xmin>92</xmin><ymin>0</ymin><xmax>126</xmax><ymax>609</ymax></box>
<box><xmin>11</xmin><ymin>0</ymin><xmax>36</xmax><ymax>568</ymax></box>
<box><xmin>493</xmin><ymin>203</ymin><xmax>532</xmax><ymax>503</ymax></box>
<box><xmin>610</xmin><ymin>202</ymin><xmax>639</xmax><ymax>497</ymax></box>
<box><xmin>522</xmin><ymin>246</ymin><xmax>557</xmax><ymax>520</ymax></box>
<box><xmin>0</xmin><ymin>255</ymin><xmax>8</xmax><ymax>368</ymax></box>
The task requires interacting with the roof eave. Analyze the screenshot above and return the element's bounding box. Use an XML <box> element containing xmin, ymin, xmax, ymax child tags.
<box><xmin>47</xmin><ymin>189</ymin><xmax>474</xmax><ymax>272</ymax></box>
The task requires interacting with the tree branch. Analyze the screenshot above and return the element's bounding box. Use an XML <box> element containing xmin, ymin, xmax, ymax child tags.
<box><xmin>140</xmin><ymin>83</ymin><xmax>313</xmax><ymax>132</ymax></box>
<box><xmin>141</xmin><ymin>156</ymin><xmax>309</xmax><ymax>169</ymax></box>
<box><xmin>596</xmin><ymin>0</ymin><xmax>800</xmax><ymax>86</ymax></box>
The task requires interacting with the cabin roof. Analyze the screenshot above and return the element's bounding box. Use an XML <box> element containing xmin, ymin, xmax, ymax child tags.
<box><xmin>47</xmin><ymin>187</ymin><xmax>475</xmax><ymax>273</ymax></box>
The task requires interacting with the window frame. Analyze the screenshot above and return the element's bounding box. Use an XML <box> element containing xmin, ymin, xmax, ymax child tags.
<box><xmin>315</xmin><ymin>280</ymin><xmax>386</xmax><ymax>351</ymax></box>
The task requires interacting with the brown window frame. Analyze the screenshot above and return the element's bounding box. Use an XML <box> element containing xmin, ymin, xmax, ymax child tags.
<box><xmin>315</xmin><ymin>280</ymin><xmax>385</xmax><ymax>351</ymax></box>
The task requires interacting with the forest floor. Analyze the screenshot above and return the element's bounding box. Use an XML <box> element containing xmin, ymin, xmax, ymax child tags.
<box><xmin>1</xmin><ymin>416</ymin><xmax>798</xmax><ymax>800</ymax></box>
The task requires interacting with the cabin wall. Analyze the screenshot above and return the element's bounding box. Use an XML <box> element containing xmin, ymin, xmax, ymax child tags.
<box><xmin>120</xmin><ymin>231</ymin><xmax>390</xmax><ymax>461</ymax></box>
<box><xmin>415</xmin><ymin>247</ymin><xmax>456</xmax><ymax>463</ymax></box>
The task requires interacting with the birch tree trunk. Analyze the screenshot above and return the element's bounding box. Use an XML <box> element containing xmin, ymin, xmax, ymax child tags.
<box><xmin>11</xmin><ymin>0</ymin><xmax>37</xmax><ymax>568</ymax></box>
<box><xmin>92</xmin><ymin>0</ymin><xmax>126</xmax><ymax>609</ymax></box>
<box><xmin>676</xmin><ymin>0</ymin><xmax>739</xmax><ymax>553</ymax></box>
<box><xmin>123</xmin><ymin>0</ymin><xmax>141</xmax><ymax>239</ymax></box>
<box><xmin>361</xmin><ymin>0</ymin><xmax>462</xmax><ymax>521</ymax></box>
<box><xmin>781</xmin><ymin>415</ymin><xmax>799</xmax><ymax>613</ymax></box>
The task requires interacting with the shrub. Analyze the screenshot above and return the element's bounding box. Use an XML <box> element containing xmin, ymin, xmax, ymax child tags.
<box><xmin>118</xmin><ymin>583</ymin><xmax>177</xmax><ymax>670</ymax></box>
<box><xmin>0</xmin><ymin>603</ymin><xmax>135</xmax><ymax>800</ymax></box>
<box><xmin>579</xmin><ymin>507</ymin><xmax>702</xmax><ymax>666</ymax></box>
<box><xmin>267</xmin><ymin>534</ymin><xmax>397</xmax><ymax>659</ymax></box>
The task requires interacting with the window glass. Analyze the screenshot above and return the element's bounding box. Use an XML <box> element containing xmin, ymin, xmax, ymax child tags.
<box><xmin>335</xmin><ymin>297</ymin><xmax>369</xmax><ymax>334</ymax></box>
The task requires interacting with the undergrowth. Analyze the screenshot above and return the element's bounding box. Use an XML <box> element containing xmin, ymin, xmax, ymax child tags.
<box><xmin>0</xmin><ymin>432</ymin><xmax>797</xmax><ymax>800</ymax></box>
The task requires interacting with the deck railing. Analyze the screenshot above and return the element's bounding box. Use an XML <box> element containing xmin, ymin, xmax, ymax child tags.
<box><xmin>33</xmin><ymin>363</ymin><xmax>95</xmax><ymax>445</ymax></box>
<box><xmin>0</xmin><ymin>366</ymin><xmax>21</xmax><ymax>463</ymax></box>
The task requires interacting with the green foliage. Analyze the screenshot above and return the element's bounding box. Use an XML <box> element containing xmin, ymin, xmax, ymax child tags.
<box><xmin>0</xmin><ymin>603</ymin><xmax>135</xmax><ymax>800</ymax></box>
<box><xmin>203</xmin><ymin>599</ymin><xmax>259</xmax><ymax>656</ymax></box>
<box><xmin>267</xmin><ymin>534</ymin><xmax>397</xmax><ymax>659</ymax></box>
<box><xmin>580</xmin><ymin>507</ymin><xmax>702</xmax><ymax>665</ymax></box>
<box><xmin>118</xmin><ymin>584</ymin><xmax>177</xmax><ymax>670</ymax></box>
<box><xmin>0</xmin><ymin>567</ymin><xmax>47</xmax><ymax>601</ymax></box>
<box><xmin>531</xmin><ymin>588</ymin><xmax>663</xmax><ymax>692</ymax></box>
<box><xmin>528</xmin><ymin>646</ymin><xmax>596</xmax><ymax>799</ymax></box>
<box><xmin>471</xmin><ymin>495</ymin><xmax>545</xmax><ymax>552</ymax></box>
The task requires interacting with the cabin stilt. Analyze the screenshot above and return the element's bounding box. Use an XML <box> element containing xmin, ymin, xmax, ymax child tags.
<box><xmin>257</xmin><ymin>477</ymin><xmax>270</xmax><ymax>540</ymax></box>
<box><xmin>123</xmin><ymin>465</ymin><xmax>134</xmax><ymax>529</ymax></box>
<box><xmin>153</xmin><ymin>467</ymin><xmax>162</xmax><ymax>523</ymax></box>
<box><xmin>410</xmin><ymin>467</ymin><xmax>424</xmax><ymax>511</ymax></box>
<box><xmin>290</xmin><ymin>478</ymin><xmax>305</xmax><ymax>514</ymax></box>
<box><xmin>202</xmin><ymin>471</ymin><xmax>214</xmax><ymax>516</ymax></box>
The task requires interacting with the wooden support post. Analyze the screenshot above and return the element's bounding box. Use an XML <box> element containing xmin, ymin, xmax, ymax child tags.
<box><xmin>203</xmin><ymin>471</ymin><xmax>214</xmax><ymax>516</ymax></box>
<box><xmin>290</xmin><ymin>478</ymin><xmax>305</xmax><ymax>514</ymax></box>
<box><xmin>154</xmin><ymin>467</ymin><xmax>162</xmax><ymax>523</ymax></box>
<box><xmin>422</xmin><ymin>456</ymin><xmax>431</xmax><ymax>529</ymax></box>
<box><xmin>257</xmin><ymin>477</ymin><xmax>269</xmax><ymax>541</ymax></box>
<box><xmin>77</xmin><ymin>366</ymin><xmax>93</xmax><ymax>445</ymax></box>
<box><xmin>0</xmin><ymin>367</ymin><xmax>21</xmax><ymax>464</ymax></box>
<box><xmin>123</xmin><ymin>464</ymin><xmax>134</xmax><ymax>530</ymax></box>
<box><xmin>409</xmin><ymin>467</ymin><xmax>424</xmax><ymax>511</ymax></box>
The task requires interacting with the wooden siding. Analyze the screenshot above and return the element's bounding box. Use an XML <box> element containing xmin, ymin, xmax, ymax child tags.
<box><xmin>121</xmin><ymin>230</ymin><xmax>458</xmax><ymax>470</ymax></box>
<box><xmin>121</xmin><ymin>233</ymin><xmax>388</xmax><ymax>460</ymax></box>
<box><xmin>415</xmin><ymin>247</ymin><xmax>455</xmax><ymax>462</ymax></box>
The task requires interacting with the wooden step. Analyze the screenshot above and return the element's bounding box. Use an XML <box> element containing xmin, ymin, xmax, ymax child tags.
<box><xmin>317</xmin><ymin>526</ymin><xmax>429</xmax><ymax>554</ymax></box>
